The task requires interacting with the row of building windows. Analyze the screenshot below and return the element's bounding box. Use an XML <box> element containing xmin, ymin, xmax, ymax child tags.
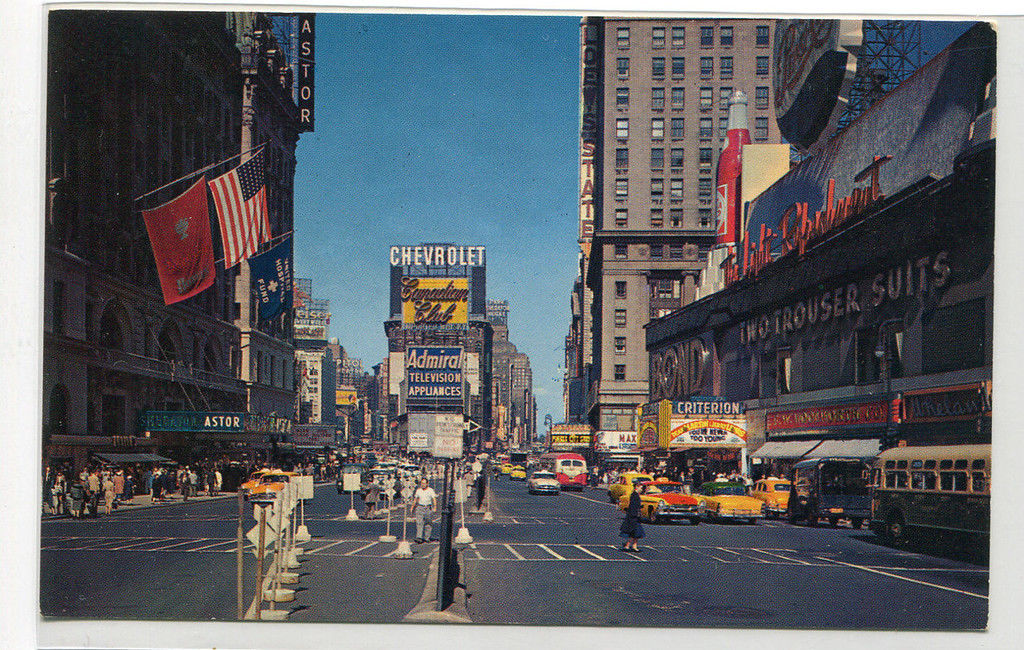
<box><xmin>616</xmin><ymin>24</ymin><xmax>770</xmax><ymax>50</ymax></box>
<box><xmin>616</xmin><ymin>55</ymin><xmax>770</xmax><ymax>80</ymax></box>
<box><xmin>614</xmin><ymin>115</ymin><xmax>771</xmax><ymax>143</ymax></box>
<box><xmin>612</xmin><ymin>207</ymin><xmax>714</xmax><ymax>229</ymax></box>
<box><xmin>617</xmin><ymin>85</ymin><xmax>770</xmax><ymax>112</ymax></box>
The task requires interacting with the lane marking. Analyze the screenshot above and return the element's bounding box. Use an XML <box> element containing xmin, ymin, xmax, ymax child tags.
<box><xmin>345</xmin><ymin>541</ymin><xmax>380</xmax><ymax>556</ymax></box>
<box><xmin>148</xmin><ymin>539</ymin><xmax>205</xmax><ymax>551</ymax></box>
<box><xmin>746</xmin><ymin>548</ymin><xmax>814</xmax><ymax>565</ymax></box>
<box><xmin>305</xmin><ymin>539</ymin><xmax>350</xmax><ymax>554</ymax></box>
<box><xmin>607</xmin><ymin>545</ymin><xmax>647</xmax><ymax>561</ymax></box>
<box><xmin>717</xmin><ymin>546</ymin><xmax>770</xmax><ymax>563</ymax></box>
<box><xmin>192</xmin><ymin>540</ymin><xmax>238</xmax><ymax>552</ymax></box>
<box><xmin>108</xmin><ymin>537</ymin><xmax>177</xmax><ymax>551</ymax></box>
<box><xmin>574</xmin><ymin>544</ymin><xmax>606</xmax><ymax>560</ymax></box>
<box><xmin>812</xmin><ymin>555</ymin><xmax>988</xmax><ymax>600</ymax></box>
<box><xmin>510</xmin><ymin>518</ymin><xmax>520</xmax><ymax>524</ymax></box>
<box><xmin>537</xmin><ymin>544</ymin><xmax>565</xmax><ymax>560</ymax></box>
<box><xmin>504</xmin><ymin>544</ymin><xmax>526</xmax><ymax>560</ymax></box>
<box><xmin>566</xmin><ymin>492</ymin><xmax>619</xmax><ymax>507</ymax></box>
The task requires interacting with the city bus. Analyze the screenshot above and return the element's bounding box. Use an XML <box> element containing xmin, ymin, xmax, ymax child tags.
<box><xmin>869</xmin><ymin>444</ymin><xmax>990</xmax><ymax>547</ymax></box>
<box><xmin>537</xmin><ymin>452</ymin><xmax>588</xmax><ymax>491</ymax></box>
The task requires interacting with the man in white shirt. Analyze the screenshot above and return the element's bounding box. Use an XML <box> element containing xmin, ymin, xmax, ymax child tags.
<box><xmin>412</xmin><ymin>477</ymin><xmax>437</xmax><ymax>543</ymax></box>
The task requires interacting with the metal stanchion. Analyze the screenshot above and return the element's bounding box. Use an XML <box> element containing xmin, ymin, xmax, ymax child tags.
<box><xmin>435</xmin><ymin>459</ymin><xmax>453</xmax><ymax>611</ymax></box>
<box><xmin>236</xmin><ymin>490</ymin><xmax>243</xmax><ymax>620</ymax></box>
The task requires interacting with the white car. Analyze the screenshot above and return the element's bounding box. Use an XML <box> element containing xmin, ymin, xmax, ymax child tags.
<box><xmin>527</xmin><ymin>471</ymin><xmax>561</xmax><ymax>495</ymax></box>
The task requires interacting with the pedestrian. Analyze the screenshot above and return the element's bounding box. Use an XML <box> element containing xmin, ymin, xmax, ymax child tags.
<box><xmin>181</xmin><ymin>467</ymin><xmax>191</xmax><ymax>501</ymax></box>
<box><xmin>87</xmin><ymin>469</ymin><xmax>101</xmax><ymax>517</ymax></box>
<box><xmin>214</xmin><ymin>467</ymin><xmax>223</xmax><ymax>495</ymax></box>
<box><xmin>123</xmin><ymin>471</ymin><xmax>134</xmax><ymax>503</ymax></box>
<box><xmin>411</xmin><ymin>477</ymin><xmax>437</xmax><ymax>543</ymax></box>
<box><xmin>70</xmin><ymin>481</ymin><xmax>86</xmax><ymax>518</ymax></box>
<box><xmin>363</xmin><ymin>482</ymin><xmax>380</xmax><ymax>519</ymax></box>
<box><xmin>52</xmin><ymin>473</ymin><xmax>66</xmax><ymax>516</ymax></box>
<box><xmin>152</xmin><ymin>468</ymin><xmax>164</xmax><ymax>502</ymax></box>
<box><xmin>619</xmin><ymin>485</ymin><xmax>645</xmax><ymax>552</ymax></box>
<box><xmin>43</xmin><ymin>467</ymin><xmax>54</xmax><ymax>515</ymax></box>
<box><xmin>103</xmin><ymin>473</ymin><xmax>115</xmax><ymax>515</ymax></box>
<box><xmin>113</xmin><ymin>470</ymin><xmax>124</xmax><ymax>506</ymax></box>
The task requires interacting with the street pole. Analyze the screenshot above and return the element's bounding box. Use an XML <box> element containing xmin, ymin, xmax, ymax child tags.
<box><xmin>236</xmin><ymin>489</ymin><xmax>243</xmax><ymax>620</ymax></box>
<box><xmin>436</xmin><ymin>458</ymin><xmax>454</xmax><ymax>610</ymax></box>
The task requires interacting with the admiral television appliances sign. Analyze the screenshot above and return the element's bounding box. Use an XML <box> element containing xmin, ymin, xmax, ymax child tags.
<box><xmin>406</xmin><ymin>347</ymin><xmax>463</xmax><ymax>403</ymax></box>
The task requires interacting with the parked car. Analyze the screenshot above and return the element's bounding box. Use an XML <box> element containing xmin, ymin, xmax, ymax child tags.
<box><xmin>607</xmin><ymin>472</ymin><xmax>653</xmax><ymax>503</ymax></box>
<box><xmin>750</xmin><ymin>477</ymin><xmax>792</xmax><ymax>518</ymax></box>
<box><xmin>697</xmin><ymin>481</ymin><xmax>763</xmax><ymax>524</ymax></box>
<box><xmin>527</xmin><ymin>470</ymin><xmax>561</xmax><ymax>495</ymax></box>
<box><xmin>619</xmin><ymin>480</ymin><xmax>702</xmax><ymax>524</ymax></box>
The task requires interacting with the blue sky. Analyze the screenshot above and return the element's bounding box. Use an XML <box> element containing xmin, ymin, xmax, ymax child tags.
<box><xmin>292</xmin><ymin>13</ymin><xmax>581</xmax><ymax>428</ymax></box>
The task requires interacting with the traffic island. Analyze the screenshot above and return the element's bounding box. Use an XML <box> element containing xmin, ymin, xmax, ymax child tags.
<box><xmin>402</xmin><ymin>547</ymin><xmax>471</xmax><ymax>624</ymax></box>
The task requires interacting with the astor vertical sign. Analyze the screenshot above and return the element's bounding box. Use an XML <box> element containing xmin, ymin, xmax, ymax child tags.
<box><xmin>297</xmin><ymin>14</ymin><xmax>315</xmax><ymax>131</ymax></box>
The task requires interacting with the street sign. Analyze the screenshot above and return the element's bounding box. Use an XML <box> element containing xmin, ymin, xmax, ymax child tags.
<box><xmin>342</xmin><ymin>473</ymin><xmax>361</xmax><ymax>492</ymax></box>
<box><xmin>297</xmin><ymin>475</ymin><xmax>314</xmax><ymax>500</ymax></box>
<box><xmin>432</xmin><ymin>413</ymin><xmax>464</xmax><ymax>458</ymax></box>
<box><xmin>401</xmin><ymin>486</ymin><xmax>413</xmax><ymax>499</ymax></box>
<box><xmin>246</xmin><ymin>524</ymin><xmax>276</xmax><ymax>548</ymax></box>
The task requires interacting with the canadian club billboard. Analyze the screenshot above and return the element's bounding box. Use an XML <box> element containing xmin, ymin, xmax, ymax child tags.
<box><xmin>406</xmin><ymin>346</ymin><xmax>464</xmax><ymax>405</ymax></box>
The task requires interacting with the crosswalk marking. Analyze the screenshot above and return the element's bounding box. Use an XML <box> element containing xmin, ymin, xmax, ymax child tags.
<box><xmin>305</xmin><ymin>540</ymin><xmax>349</xmax><ymax>554</ymax></box>
<box><xmin>537</xmin><ymin>544</ymin><xmax>565</xmax><ymax>560</ymax></box>
<box><xmin>344</xmin><ymin>541</ymin><xmax>378</xmax><ymax>556</ymax></box>
<box><xmin>574</xmin><ymin>544</ymin><xmax>606</xmax><ymax>560</ymax></box>
<box><xmin>503</xmin><ymin>544</ymin><xmax>525</xmax><ymax>560</ymax></box>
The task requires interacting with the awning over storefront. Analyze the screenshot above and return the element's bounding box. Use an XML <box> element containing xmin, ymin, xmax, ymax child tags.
<box><xmin>751</xmin><ymin>439</ymin><xmax>822</xmax><ymax>459</ymax></box>
<box><xmin>92</xmin><ymin>452</ymin><xmax>176</xmax><ymax>464</ymax></box>
<box><xmin>805</xmin><ymin>438</ymin><xmax>880</xmax><ymax>459</ymax></box>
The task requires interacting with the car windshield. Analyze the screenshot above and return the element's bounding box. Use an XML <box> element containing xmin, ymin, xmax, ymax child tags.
<box><xmin>262</xmin><ymin>475</ymin><xmax>288</xmax><ymax>483</ymax></box>
<box><xmin>709</xmin><ymin>485</ymin><xmax>746</xmax><ymax>496</ymax></box>
<box><xmin>774</xmin><ymin>484</ymin><xmax>791</xmax><ymax>491</ymax></box>
<box><xmin>533</xmin><ymin>472</ymin><xmax>555</xmax><ymax>479</ymax></box>
<box><xmin>646</xmin><ymin>484</ymin><xmax>684</xmax><ymax>494</ymax></box>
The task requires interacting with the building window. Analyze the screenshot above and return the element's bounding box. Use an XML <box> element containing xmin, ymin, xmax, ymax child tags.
<box><xmin>670</xmin><ymin>148</ymin><xmax>685</xmax><ymax>168</ymax></box>
<box><xmin>671</xmin><ymin>117</ymin><xmax>685</xmax><ymax>138</ymax></box>
<box><xmin>652</xmin><ymin>57</ymin><xmax>665</xmax><ymax>78</ymax></box>
<box><xmin>672</xmin><ymin>26</ymin><xmax>685</xmax><ymax>48</ymax></box>
<box><xmin>615</xmin><ymin>337</ymin><xmax>627</xmax><ymax>354</ymax></box>
<box><xmin>614</xmin><ymin>244</ymin><xmax>627</xmax><ymax>259</ymax></box>
<box><xmin>615</xmin><ymin>281</ymin><xmax>627</xmax><ymax>298</ymax></box>
<box><xmin>700</xmin><ymin>57</ymin><xmax>713</xmax><ymax>79</ymax></box>
<box><xmin>651</xmin><ymin>87</ymin><xmax>665</xmax><ymax>110</ymax></box>
<box><xmin>699</xmin><ymin>117</ymin><xmax>713</xmax><ymax>139</ymax></box>
<box><xmin>670</xmin><ymin>208</ymin><xmax>683</xmax><ymax>227</ymax></box>
<box><xmin>616</xmin><ymin>118</ymin><xmax>629</xmax><ymax>139</ymax></box>
<box><xmin>671</xmin><ymin>86</ymin><xmax>685</xmax><ymax>109</ymax></box>
<box><xmin>720</xmin><ymin>56</ymin><xmax>733</xmax><ymax>79</ymax></box>
<box><xmin>616</xmin><ymin>148</ymin><xmax>629</xmax><ymax>168</ymax></box>
<box><xmin>650</xmin><ymin>147</ymin><xmax>664</xmax><ymax>168</ymax></box>
<box><xmin>615</xmin><ymin>208</ymin><xmax>628</xmax><ymax>227</ymax></box>
<box><xmin>755</xmin><ymin>86</ymin><xmax>769</xmax><ymax>109</ymax></box>
<box><xmin>671</xmin><ymin>57</ymin><xmax>685</xmax><ymax>78</ymax></box>
<box><xmin>617</xmin><ymin>57</ymin><xmax>630</xmax><ymax>79</ymax></box>
<box><xmin>669</xmin><ymin>243</ymin><xmax>684</xmax><ymax>259</ymax></box>
<box><xmin>616</xmin><ymin>86</ymin><xmax>629</xmax><ymax>108</ymax></box>
<box><xmin>670</xmin><ymin>178</ymin><xmax>683</xmax><ymax>198</ymax></box>
<box><xmin>614</xmin><ymin>309</ymin><xmax>627</xmax><ymax>327</ymax></box>
<box><xmin>650</xmin><ymin>178</ymin><xmax>664</xmax><ymax>197</ymax></box>
<box><xmin>698</xmin><ymin>178</ymin><xmax>712</xmax><ymax>197</ymax></box>
<box><xmin>651</xmin><ymin>118</ymin><xmax>664</xmax><ymax>139</ymax></box>
<box><xmin>699</xmin><ymin>208</ymin><xmax>712</xmax><ymax>227</ymax></box>
<box><xmin>650</xmin><ymin>244</ymin><xmax>663</xmax><ymax>259</ymax></box>
<box><xmin>699</xmin><ymin>147</ymin><xmax>713</xmax><ymax>164</ymax></box>
<box><xmin>650</xmin><ymin>209</ymin><xmax>664</xmax><ymax>227</ymax></box>
<box><xmin>700</xmin><ymin>87</ymin><xmax>713</xmax><ymax>109</ymax></box>
<box><xmin>700</xmin><ymin>25</ymin><xmax>714</xmax><ymax>47</ymax></box>
<box><xmin>720</xmin><ymin>25</ymin><xmax>733</xmax><ymax>46</ymax></box>
<box><xmin>617</xmin><ymin>26</ymin><xmax>630</xmax><ymax>48</ymax></box>
<box><xmin>652</xmin><ymin>26</ymin><xmax>666</xmax><ymax>49</ymax></box>
<box><xmin>720</xmin><ymin>86</ymin><xmax>733</xmax><ymax>110</ymax></box>
<box><xmin>755</xmin><ymin>116</ymin><xmax>768</xmax><ymax>141</ymax></box>
<box><xmin>614</xmin><ymin>364</ymin><xmax>626</xmax><ymax>381</ymax></box>
<box><xmin>654</xmin><ymin>279</ymin><xmax>675</xmax><ymax>298</ymax></box>
<box><xmin>778</xmin><ymin>348</ymin><xmax>792</xmax><ymax>394</ymax></box>
<box><xmin>756</xmin><ymin>25</ymin><xmax>770</xmax><ymax>47</ymax></box>
<box><xmin>615</xmin><ymin>178</ymin><xmax>628</xmax><ymax>197</ymax></box>
<box><xmin>719</xmin><ymin>116</ymin><xmax>729</xmax><ymax>140</ymax></box>
<box><xmin>756</xmin><ymin>55</ymin><xmax>770</xmax><ymax>76</ymax></box>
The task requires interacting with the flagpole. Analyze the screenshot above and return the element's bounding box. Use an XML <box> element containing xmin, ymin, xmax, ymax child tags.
<box><xmin>213</xmin><ymin>229</ymin><xmax>295</xmax><ymax>268</ymax></box>
<box><xmin>133</xmin><ymin>142</ymin><xmax>267</xmax><ymax>205</ymax></box>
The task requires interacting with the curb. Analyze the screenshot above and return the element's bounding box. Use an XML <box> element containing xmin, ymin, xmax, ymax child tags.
<box><xmin>402</xmin><ymin>545</ymin><xmax>471</xmax><ymax>624</ymax></box>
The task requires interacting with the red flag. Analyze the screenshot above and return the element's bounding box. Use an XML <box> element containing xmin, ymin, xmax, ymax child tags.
<box><xmin>142</xmin><ymin>177</ymin><xmax>216</xmax><ymax>305</ymax></box>
<box><xmin>208</xmin><ymin>149</ymin><xmax>270</xmax><ymax>268</ymax></box>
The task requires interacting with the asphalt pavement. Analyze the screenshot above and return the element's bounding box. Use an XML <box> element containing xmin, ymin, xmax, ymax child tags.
<box><xmin>39</xmin><ymin>475</ymin><xmax>989</xmax><ymax>629</ymax></box>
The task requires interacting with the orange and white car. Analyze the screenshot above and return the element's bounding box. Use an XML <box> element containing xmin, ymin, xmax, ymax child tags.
<box><xmin>240</xmin><ymin>469</ymin><xmax>274</xmax><ymax>499</ymax></box>
<box><xmin>750</xmin><ymin>477</ymin><xmax>792</xmax><ymax>518</ymax></box>
<box><xmin>248</xmin><ymin>471</ymin><xmax>299</xmax><ymax>504</ymax></box>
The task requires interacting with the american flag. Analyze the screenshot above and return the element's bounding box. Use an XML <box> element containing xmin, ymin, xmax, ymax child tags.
<box><xmin>208</xmin><ymin>149</ymin><xmax>271</xmax><ymax>268</ymax></box>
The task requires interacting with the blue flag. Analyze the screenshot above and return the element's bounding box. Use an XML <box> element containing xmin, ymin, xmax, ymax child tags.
<box><xmin>250</xmin><ymin>236</ymin><xmax>293</xmax><ymax>320</ymax></box>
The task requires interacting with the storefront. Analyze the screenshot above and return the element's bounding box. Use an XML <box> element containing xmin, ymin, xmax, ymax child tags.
<box><xmin>592</xmin><ymin>430</ymin><xmax>641</xmax><ymax>470</ymax></box>
<box><xmin>139</xmin><ymin>411</ymin><xmax>292</xmax><ymax>466</ymax></box>
<box><xmin>638</xmin><ymin>399</ymin><xmax>747</xmax><ymax>482</ymax></box>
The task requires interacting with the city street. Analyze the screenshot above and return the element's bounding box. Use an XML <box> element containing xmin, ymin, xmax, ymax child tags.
<box><xmin>40</xmin><ymin>478</ymin><xmax>988</xmax><ymax>629</ymax></box>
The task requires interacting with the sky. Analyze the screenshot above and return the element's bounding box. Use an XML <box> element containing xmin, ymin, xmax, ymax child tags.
<box><xmin>291</xmin><ymin>13</ymin><xmax>581</xmax><ymax>428</ymax></box>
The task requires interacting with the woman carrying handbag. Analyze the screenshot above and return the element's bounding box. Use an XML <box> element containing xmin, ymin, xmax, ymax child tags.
<box><xmin>619</xmin><ymin>485</ymin><xmax>645</xmax><ymax>552</ymax></box>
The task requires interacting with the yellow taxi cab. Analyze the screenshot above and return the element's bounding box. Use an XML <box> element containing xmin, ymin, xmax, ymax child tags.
<box><xmin>750</xmin><ymin>477</ymin><xmax>792</xmax><ymax>518</ymax></box>
<box><xmin>509</xmin><ymin>465</ymin><xmax>527</xmax><ymax>481</ymax></box>
<box><xmin>240</xmin><ymin>468</ymin><xmax>274</xmax><ymax>498</ymax></box>
<box><xmin>249</xmin><ymin>471</ymin><xmax>299</xmax><ymax>504</ymax></box>
<box><xmin>499</xmin><ymin>463</ymin><xmax>514</xmax><ymax>475</ymax></box>
<box><xmin>697</xmin><ymin>481</ymin><xmax>763</xmax><ymax>524</ymax></box>
<box><xmin>607</xmin><ymin>472</ymin><xmax>654</xmax><ymax>504</ymax></box>
<box><xmin>618</xmin><ymin>480</ymin><xmax>702</xmax><ymax>525</ymax></box>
